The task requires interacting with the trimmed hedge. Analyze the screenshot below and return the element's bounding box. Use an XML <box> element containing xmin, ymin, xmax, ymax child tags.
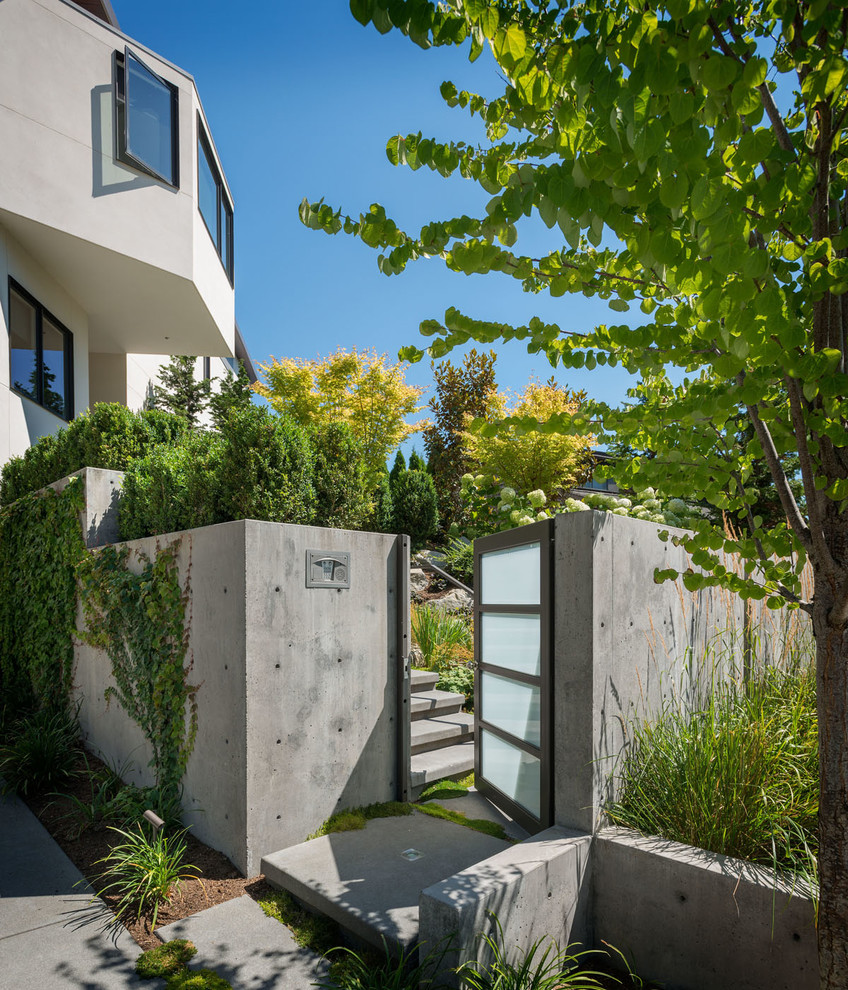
<box><xmin>0</xmin><ymin>404</ymin><xmax>189</xmax><ymax>504</ymax></box>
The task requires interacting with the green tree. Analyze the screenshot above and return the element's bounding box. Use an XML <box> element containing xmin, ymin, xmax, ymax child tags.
<box><xmin>154</xmin><ymin>357</ymin><xmax>210</xmax><ymax>429</ymax></box>
<box><xmin>421</xmin><ymin>349</ymin><xmax>498</xmax><ymax>531</ymax></box>
<box><xmin>408</xmin><ymin>448</ymin><xmax>427</xmax><ymax>473</ymax></box>
<box><xmin>389</xmin><ymin>449</ymin><xmax>407</xmax><ymax>488</ymax></box>
<box><xmin>303</xmin><ymin>2</ymin><xmax>848</xmax><ymax>982</ymax></box>
<box><xmin>255</xmin><ymin>348</ymin><xmax>423</xmax><ymax>487</ymax></box>
<box><xmin>465</xmin><ymin>379</ymin><xmax>594</xmax><ymax>498</ymax></box>
<box><xmin>392</xmin><ymin>469</ymin><xmax>439</xmax><ymax>550</ymax></box>
<box><xmin>209</xmin><ymin>360</ymin><xmax>254</xmax><ymax>430</ymax></box>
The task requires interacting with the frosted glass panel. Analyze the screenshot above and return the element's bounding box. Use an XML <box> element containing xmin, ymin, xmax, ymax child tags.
<box><xmin>481</xmin><ymin>542</ymin><xmax>540</xmax><ymax>605</ymax></box>
<box><xmin>481</xmin><ymin>730</ymin><xmax>540</xmax><ymax>818</ymax></box>
<box><xmin>482</xmin><ymin>672</ymin><xmax>540</xmax><ymax>746</ymax></box>
<box><xmin>481</xmin><ymin>614</ymin><xmax>540</xmax><ymax>676</ymax></box>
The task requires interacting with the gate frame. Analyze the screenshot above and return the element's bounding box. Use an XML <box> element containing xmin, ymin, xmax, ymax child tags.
<box><xmin>473</xmin><ymin>518</ymin><xmax>554</xmax><ymax>835</ymax></box>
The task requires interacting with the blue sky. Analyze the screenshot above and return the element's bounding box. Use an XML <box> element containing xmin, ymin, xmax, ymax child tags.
<box><xmin>113</xmin><ymin>0</ymin><xmax>639</xmax><ymax>438</ymax></box>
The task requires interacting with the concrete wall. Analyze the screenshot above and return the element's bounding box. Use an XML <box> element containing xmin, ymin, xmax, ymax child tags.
<box><xmin>418</xmin><ymin>824</ymin><xmax>816</xmax><ymax>990</ymax></box>
<box><xmin>74</xmin><ymin>518</ymin><xmax>403</xmax><ymax>875</ymax></box>
<box><xmin>552</xmin><ymin>510</ymin><xmax>763</xmax><ymax>834</ymax></box>
<box><xmin>49</xmin><ymin>466</ymin><xmax>124</xmax><ymax>547</ymax></box>
<box><xmin>419</xmin><ymin>827</ymin><xmax>591</xmax><ymax>984</ymax></box>
<box><xmin>0</xmin><ymin>0</ymin><xmax>235</xmax><ymax>360</ymax></box>
<box><xmin>592</xmin><ymin>828</ymin><xmax>818</xmax><ymax>990</ymax></box>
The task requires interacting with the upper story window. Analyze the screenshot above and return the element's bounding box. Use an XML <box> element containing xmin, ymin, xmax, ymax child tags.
<box><xmin>8</xmin><ymin>280</ymin><xmax>73</xmax><ymax>421</ymax></box>
<box><xmin>115</xmin><ymin>47</ymin><xmax>179</xmax><ymax>187</ymax></box>
<box><xmin>198</xmin><ymin>119</ymin><xmax>234</xmax><ymax>283</ymax></box>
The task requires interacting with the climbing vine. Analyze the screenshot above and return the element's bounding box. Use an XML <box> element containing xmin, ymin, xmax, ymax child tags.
<box><xmin>76</xmin><ymin>539</ymin><xmax>198</xmax><ymax>806</ymax></box>
<box><xmin>0</xmin><ymin>477</ymin><xmax>86</xmax><ymax>722</ymax></box>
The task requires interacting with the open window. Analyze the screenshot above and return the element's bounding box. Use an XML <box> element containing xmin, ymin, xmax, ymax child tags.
<box><xmin>115</xmin><ymin>47</ymin><xmax>179</xmax><ymax>187</ymax></box>
<box><xmin>197</xmin><ymin>118</ymin><xmax>234</xmax><ymax>283</ymax></box>
<box><xmin>9</xmin><ymin>280</ymin><xmax>74</xmax><ymax>421</ymax></box>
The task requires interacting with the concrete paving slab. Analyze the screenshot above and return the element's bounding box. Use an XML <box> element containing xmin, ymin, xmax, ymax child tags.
<box><xmin>157</xmin><ymin>894</ymin><xmax>330</xmax><ymax>990</ymax></box>
<box><xmin>261</xmin><ymin>810</ymin><xmax>510</xmax><ymax>954</ymax></box>
<box><xmin>0</xmin><ymin>790</ymin><xmax>143</xmax><ymax>990</ymax></box>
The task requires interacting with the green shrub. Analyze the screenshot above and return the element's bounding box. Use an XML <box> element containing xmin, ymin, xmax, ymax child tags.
<box><xmin>314</xmin><ymin>940</ymin><xmax>449</xmax><ymax>990</ymax></box>
<box><xmin>94</xmin><ymin>823</ymin><xmax>199</xmax><ymax>929</ymax></box>
<box><xmin>442</xmin><ymin>536</ymin><xmax>474</xmax><ymax>587</ymax></box>
<box><xmin>215</xmin><ymin>406</ymin><xmax>315</xmax><ymax>524</ymax></box>
<box><xmin>411</xmin><ymin>604</ymin><xmax>472</xmax><ymax>670</ymax></box>
<box><xmin>166</xmin><ymin>969</ymin><xmax>232</xmax><ymax>990</ymax></box>
<box><xmin>436</xmin><ymin>662</ymin><xmax>474</xmax><ymax>709</ymax></box>
<box><xmin>0</xmin><ymin>404</ymin><xmax>190</xmax><ymax>504</ymax></box>
<box><xmin>311</xmin><ymin>421</ymin><xmax>370</xmax><ymax>529</ymax></box>
<box><xmin>136</xmin><ymin>939</ymin><xmax>197</xmax><ymax>979</ymax></box>
<box><xmin>607</xmin><ymin>661</ymin><xmax>818</xmax><ymax>880</ymax></box>
<box><xmin>391</xmin><ymin>470</ymin><xmax>438</xmax><ymax>549</ymax></box>
<box><xmin>119</xmin><ymin>432</ymin><xmax>222</xmax><ymax>540</ymax></box>
<box><xmin>0</xmin><ymin>706</ymin><xmax>79</xmax><ymax>795</ymax></box>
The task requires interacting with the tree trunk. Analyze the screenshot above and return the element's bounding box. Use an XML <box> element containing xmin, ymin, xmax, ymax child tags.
<box><xmin>815</xmin><ymin>567</ymin><xmax>848</xmax><ymax>989</ymax></box>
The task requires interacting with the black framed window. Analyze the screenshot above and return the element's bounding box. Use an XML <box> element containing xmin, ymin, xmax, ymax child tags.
<box><xmin>197</xmin><ymin>118</ymin><xmax>234</xmax><ymax>283</ymax></box>
<box><xmin>8</xmin><ymin>280</ymin><xmax>73</xmax><ymax>421</ymax></box>
<box><xmin>115</xmin><ymin>47</ymin><xmax>179</xmax><ymax>187</ymax></box>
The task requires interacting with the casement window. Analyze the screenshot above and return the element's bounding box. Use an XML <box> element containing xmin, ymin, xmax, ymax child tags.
<box><xmin>197</xmin><ymin>119</ymin><xmax>234</xmax><ymax>283</ymax></box>
<box><xmin>8</xmin><ymin>280</ymin><xmax>73</xmax><ymax>421</ymax></box>
<box><xmin>115</xmin><ymin>47</ymin><xmax>179</xmax><ymax>187</ymax></box>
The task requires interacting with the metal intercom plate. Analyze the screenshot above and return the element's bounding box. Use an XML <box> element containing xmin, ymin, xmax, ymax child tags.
<box><xmin>306</xmin><ymin>550</ymin><xmax>351</xmax><ymax>589</ymax></box>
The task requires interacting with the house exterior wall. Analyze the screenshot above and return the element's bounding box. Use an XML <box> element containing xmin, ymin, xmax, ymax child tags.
<box><xmin>0</xmin><ymin>226</ymin><xmax>91</xmax><ymax>465</ymax></box>
<box><xmin>0</xmin><ymin>0</ymin><xmax>243</xmax><ymax>467</ymax></box>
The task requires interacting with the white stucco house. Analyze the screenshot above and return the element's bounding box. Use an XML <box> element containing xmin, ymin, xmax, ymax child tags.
<box><xmin>0</xmin><ymin>0</ymin><xmax>255</xmax><ymax>466</ymax></box>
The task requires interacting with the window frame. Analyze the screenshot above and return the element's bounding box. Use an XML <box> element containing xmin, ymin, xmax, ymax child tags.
<box><xmin>114</xmin><ymin>46</ymin><xmax>180</xmax><ymax>188</ymax></box>
<box><xmin>8</xmin><ymin>279</ymin><xmax>74</xmax><ymax>422</ymax></box>
<box><xmin>197</xmin><ymin>115</ymin><xmax>234</xmax><ymax>284</ymax></box>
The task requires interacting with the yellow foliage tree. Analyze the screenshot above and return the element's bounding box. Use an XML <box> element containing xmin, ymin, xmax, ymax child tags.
<box><xmin>465</xmin><ymin>380</ymin><xmax>594</xmax><ymax>498</ymax></box>
<box><xmin>254</xmin><ymin>348</ymin><xmax>424</xmax><ymax>486</ymax></box>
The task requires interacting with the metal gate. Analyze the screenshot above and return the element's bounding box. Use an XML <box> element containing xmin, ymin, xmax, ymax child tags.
<box><xmin>474</xmin><ymin>519</ymin><xmax>553</xmax><ymax>834</ymax></box>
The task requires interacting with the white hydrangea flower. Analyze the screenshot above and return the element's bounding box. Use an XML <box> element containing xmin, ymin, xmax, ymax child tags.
<box><xmin>499</xmin><ymin>503</ymin><xmax>513</xmax><ymax>514</ymax></box>
<box><xmin>536</xmin><ymin>510</ymin><xmax>549</xmax><ymax>521</ymax></box>
<box><xmin>500</xmin><ymin>486</ymin><xmax>517</xmax><ymax>502</ymax></box>
<box><xmin>643</xmin><ymin>498</ymin><xmax>661</xmax><ymax>511</ymax></box>
<box><xmin>616</xmin><ymin>497</ymin><xmax>632</xmax><ymax>508</ymax></box>
<box><xmin>650</xmin><ymin>513</ymin><xmax>666</xmax><ymax>524</ymax></box>
<box><xmin>527</xmin><ymin>489</ymin><xmax>546</xmax><ymax>508</ymax></box>
<box><xmin>510</xmin><ymin>509</ymin><xmax>522</xmax><ymax>524</ymax></box>
<box><xmin>612</xmin><ymin>507</ymin><xmax>629</xmax><ymax>516</ymax></box>
<box><xmin>460</xmin><ymin>473</ymin><xmax>474</xmax><ymax>489</ymax></box>
<box><xmin>666</xmin><ymin>498</ymin><xmax>688</xmax><ymax>515</ymax></box>
<box><xmin>518</xmin><ymin>514</ymin><xmax>535</xmax><ymax>526</ymax></box>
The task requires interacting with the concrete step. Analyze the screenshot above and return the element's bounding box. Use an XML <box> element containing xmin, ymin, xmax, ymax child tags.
<box><xmin>261</xmin><ymin>811</ymin><xmax>510</xmax><ymax>957</ymax></box>
<box><xmin>410</xmin><ymin>668</ymin><xmax>438</xmax><ymax>692</ymax></box>
<box><xmin>410</xmin><ymin>688</ymin><xmax>465</xmax><ymax>720</ymax></box>
<box><xmin>410</xmin><ymin>741</ymin><xmax>474</xmax><ymax>799</ymax></box>
<box><xmin>410</xmin><ymin>713</ymin><xmax>474</xmax><ymax>755</ymax></box>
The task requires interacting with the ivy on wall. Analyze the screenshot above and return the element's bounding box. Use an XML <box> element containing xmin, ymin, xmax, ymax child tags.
<box><xmin>0</xmin><ymin>477</ymin><xmax>86</xmax><ymax>721</ymax></box>
<box><xmin>76</xmin><ymin>539</ymin><xmax>198</xmax><ymax>806</ymax></box>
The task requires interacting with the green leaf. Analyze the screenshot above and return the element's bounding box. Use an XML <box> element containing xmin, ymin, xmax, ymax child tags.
<box><xmin>350</xmin><ymin>0</ymin><xmax>374</xmax><ymax>26</ymax></box>
<box><xmin>701</xmin><ymin>55</ymin><xmax>738</xmax><ymax>91</ymax></box>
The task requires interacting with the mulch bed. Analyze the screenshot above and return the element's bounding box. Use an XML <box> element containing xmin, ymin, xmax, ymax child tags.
<box><xmin>21</xmin><ymin>748</ymin><xmax>275</xmax><ymax>951</ymax></box>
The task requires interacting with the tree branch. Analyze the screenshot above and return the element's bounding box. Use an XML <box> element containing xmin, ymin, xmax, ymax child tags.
<box><xmin>741</xmin><ymin>381</ymin><xmax>813</xmax><ymax>555</ymax></box>
<box><xmin>783</xmin><ymin>372</ymin><xmax>839</xmax><ymax>578</ymax></box>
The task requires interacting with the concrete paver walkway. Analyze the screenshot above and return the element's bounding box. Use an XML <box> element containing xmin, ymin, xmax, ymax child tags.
<box><xmin>0</xmin><ymin>790</ymin><xmax>144</xmax><ymax>990</ymax></box>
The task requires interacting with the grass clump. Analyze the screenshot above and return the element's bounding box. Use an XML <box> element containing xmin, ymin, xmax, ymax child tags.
<box><xmin>165</xmin><ymin>968</ymin><xmax>232</xmax><ymax>989</ymax></box>
<box><xmin>94</xmin><ymin>823</ymin><xmax>200</xmax><ymax>929</ymax></box>
<box><xmin>308</xmin><ymin>801</ymin><xmax>414</xmax><ymax>839</ymax></box>
<box><xmin>415</xmin><ymin>802</ymin><xmax>510</xmax><ymax>843</ymax></box>
<box><xmin>315</xmin><ymin>940</ymin><xmax>451</xmax><ymax>990</ymax></box>
<box><xmin>0</xmin><ymin>706</ymin><xmax>79</xmax><ymax>796</ymax></box>
<box><xmin>457</xmin><ymin>918</ymin><xmax>606</xmax><ymax>990</ymax></box>
<box><xmin>257</xmin><ymin>889</ymin><xmax>339</xmax><ymax>955</ymax></box>
<box><xmin>136</xmin><ymin>939</ymin><xmax>197</xmax><ymax>979</ymax></box>
<box><xmin>411</xmin><ymin>604</ymin><xmax>472</xmax><ymax>670</ymax></box>
<box><xmin>418</xmin><ymin>776</ymin><xmax>472</xmax><ymax>802</ymax></box>
<box><xmin>607</xmin><ymin>661</ymin><xmax>818</xmax><ymax>882</ymax></box>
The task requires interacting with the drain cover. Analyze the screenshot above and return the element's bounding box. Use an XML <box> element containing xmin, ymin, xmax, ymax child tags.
<box><xmin>400</xmin><ymin>848</ymin><xmax>423</xmax><ymax>861</ymax></box>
